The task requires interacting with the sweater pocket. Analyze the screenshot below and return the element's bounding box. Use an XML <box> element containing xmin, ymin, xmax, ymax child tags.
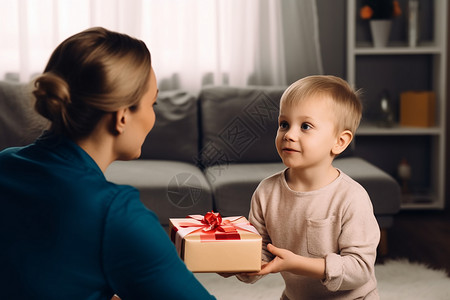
<box><xmin>306</xmin><ymin>215</ymin><xmax>339</xmax><ymax>257</ymax></box>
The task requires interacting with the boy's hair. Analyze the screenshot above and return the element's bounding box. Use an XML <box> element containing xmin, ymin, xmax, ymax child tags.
<box><xmin>280</xmin><ymin>75</ymin><xmax>362</xmax><ymax>134</ymax></box>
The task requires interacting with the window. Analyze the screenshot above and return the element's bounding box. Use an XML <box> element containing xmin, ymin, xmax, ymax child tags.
<box><xmin>0</xmin><ymin>0</ymin><xmax>322</xmax><ymax>94</ymax></box>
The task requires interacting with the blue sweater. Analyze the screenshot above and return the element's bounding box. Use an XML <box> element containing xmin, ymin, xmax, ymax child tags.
<box><xmin>0</xmin><ymin>133</ymin><xmax>215</xmax><ymax>300</ymax></box>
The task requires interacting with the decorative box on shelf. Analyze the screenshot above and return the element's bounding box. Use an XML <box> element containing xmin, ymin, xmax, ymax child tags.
<box><xmin>400</xmin><ymin>91</ymin><xmax>435</xmax><ymax>127</ymax></box>
<box><xmin>169</xmin><ymin>212</ymin><xmax>262</xmax><ymax>273</ymax></box>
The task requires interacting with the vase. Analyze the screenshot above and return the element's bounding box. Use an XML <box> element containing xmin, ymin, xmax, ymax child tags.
<box><xmin>370</xmin><ymin>20</ymin><xmax>392</xmax><ymax>48</ymax></box>
<box><xmin>408</xmin><ymin>0</ymin><xmax>419</xmax><ymax>47</ymax></box>
<box><xmin>379</xmin><ymin>90</ymin><xmax>395</xmax><ymax>127</ymax></box>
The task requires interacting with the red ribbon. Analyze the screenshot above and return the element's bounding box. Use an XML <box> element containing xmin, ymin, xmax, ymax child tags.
<box><xmin>177</xmin><ymin>211</ymin><xmax>243</xmax><ymax>241</ymax></box>
<box><xmin>202</xmin><ymin>211</ymin><xmax>222</xmax><ymax>231</ymax></box>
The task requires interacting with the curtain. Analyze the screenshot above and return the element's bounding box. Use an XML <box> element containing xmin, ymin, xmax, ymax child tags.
<box><xmin>0</xmin><ymin>0</ymin><xmax>322</xmax><ymax>94</ymax></box>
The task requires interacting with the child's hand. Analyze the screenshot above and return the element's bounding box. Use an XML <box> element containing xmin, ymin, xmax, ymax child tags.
<box><xmin>217</xmin><ymin>261</ymin><xmax>267</xmax><ymax>278</ymax></box>
<box><xmin>223</xmin><ymin>260</ymin><xmax>268</xmax><ymax>283</ymax></box>
<box><xmin>252</xmin><ymin>243</ymin><xmax>326</xmax><ymax>279</ymax></box>
<box><xmin>255</xmin><ymin>243</ymin><xmax>297</xmax><ymax>275</ymax></box>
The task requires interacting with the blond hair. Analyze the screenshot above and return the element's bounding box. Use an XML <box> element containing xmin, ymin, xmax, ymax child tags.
<box><xmin>33</xmin><ymin>27</ymin><xmax>151</xmax><ymax>139</ymax></box>
<box><xmin>280</xmin><ymin>75</ymin><xmax>362</xmax><ymax>134</ymax></box>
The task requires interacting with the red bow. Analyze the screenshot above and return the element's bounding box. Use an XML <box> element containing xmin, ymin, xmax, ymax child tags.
<box><xmin>202</xmin><ymin>211</ymin><xmax>222</xmax><ymax>231</ymax></box>
<box><xmin>177</xmin><ymin>211</ymin><xmax>246</xmax><ymax>241</ymax></box>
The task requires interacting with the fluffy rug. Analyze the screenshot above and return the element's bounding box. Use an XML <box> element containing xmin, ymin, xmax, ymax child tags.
<box><xmin>195</xmin><ymin>259</ymin><xmax>450</xmax><ymax>299</ymax></box>
<box><xmin>375</xmin><ymin>259</ymin><xmax>450</xmax><ymax>300</ymax></box>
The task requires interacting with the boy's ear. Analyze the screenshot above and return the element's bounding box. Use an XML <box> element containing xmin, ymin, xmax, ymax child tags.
<box><xmin>332</xmin><ymin>130</ymin><xmax>353</xmax><ymax>155</ymax></box>
<box><xmin>113</xmin><ymin>107</ymin><xmax>128</xmax><ymax>134</ymax></box>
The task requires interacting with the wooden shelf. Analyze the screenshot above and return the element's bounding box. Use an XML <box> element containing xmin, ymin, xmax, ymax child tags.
<box><xmin>357</xmin><ymin>124</ymin><xmax>442</xmax><ymax>136</ymax></box>
<box><xmin>354</xmin><ymin>42</ymin><xmax>442</xmax><ymax>55</ymax></box>
<box><xmin>400</xmin><ymin>195</ymin><xmax>444</xmax><ymax>209</ymax></box>
<box><xmin>347</xmin><ymin>0</ymin><xmax>447</xmax><ymax>210</ymax></box>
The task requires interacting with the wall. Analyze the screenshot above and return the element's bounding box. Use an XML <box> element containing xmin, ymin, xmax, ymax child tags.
<box><xmin>316</xmin><ymin>0</ymin><xmax>347</xmax><ymax>78</ymax></box>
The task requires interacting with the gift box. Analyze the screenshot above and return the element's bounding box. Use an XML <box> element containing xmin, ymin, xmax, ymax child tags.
<box><xmin>400</xmin><ymin>91</ymin><xmax>435</xmax><ymax>127</ymax></box>
<box><xmin>169</xmin><ymin>212</ymin><xmax>262</xmax><ymax>273</ymax></box>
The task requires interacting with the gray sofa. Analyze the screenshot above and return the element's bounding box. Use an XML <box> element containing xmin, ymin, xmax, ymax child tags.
<box><xmin>0</xmin><ymin>81</ymin><xmax>401</xmax><ymax>234</ymax></box>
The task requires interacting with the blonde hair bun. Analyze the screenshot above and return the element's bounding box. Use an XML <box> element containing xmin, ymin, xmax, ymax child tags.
<box><xmin>33</xmin><ymin>72</ymin><xmax>71</xmax><ymax>125</ymax></box>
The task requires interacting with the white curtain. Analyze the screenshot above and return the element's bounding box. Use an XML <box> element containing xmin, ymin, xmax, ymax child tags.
<box><xmin>0</xmin><ymin>0</ymin><xmax>322</xmax><ymax>94</ymax></box>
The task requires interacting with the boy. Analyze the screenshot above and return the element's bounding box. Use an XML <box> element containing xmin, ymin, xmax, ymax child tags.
<box><xmin>239</xmin><ymin>76</ymin><xmax>380</xmax><ymax>299</ymax></box>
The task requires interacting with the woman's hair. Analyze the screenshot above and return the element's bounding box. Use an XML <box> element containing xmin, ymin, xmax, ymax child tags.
<box><xmin>33</xmin><ymin>27</ymin><xmax>152</xmax><ymax>139</ymax></box>
<box><xmin>280</xmin><ymin>75</ymin><xmax>362</xmax><ymax>134</ymax></box>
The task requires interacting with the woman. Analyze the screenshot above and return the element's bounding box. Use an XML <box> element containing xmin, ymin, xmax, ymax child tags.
<box><xmin>0</xmin><ymin>27</ymin><xmax>215</xmax><ymax>300</ymax></box>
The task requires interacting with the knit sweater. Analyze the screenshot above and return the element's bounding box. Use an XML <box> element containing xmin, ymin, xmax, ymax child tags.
<box><xmin>248</xmin><ymin>169</ymin><xmax>380</xmax><ymax>299</ymax></box>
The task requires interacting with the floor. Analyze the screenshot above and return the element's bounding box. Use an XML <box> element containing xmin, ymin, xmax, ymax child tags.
<box><xmin>377</xmin><ymin>209</ymin><xmax>450</xmax><ymax>275</ymax></box>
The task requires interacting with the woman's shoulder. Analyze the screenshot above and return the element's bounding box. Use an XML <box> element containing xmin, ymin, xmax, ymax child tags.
<box><xmin>0</xmin><ymin>145</ymin><xmax>25</xmax><ymax>158</ymax></box>
<box><xmin>105</xmin><ymin>182</ymin><xmax>158</xmax><ymax>220</ymax></box>
<box><xmin>107</xmin><ymin>183</ymin><xmax>144</xmax><ymax>209</ymax></box>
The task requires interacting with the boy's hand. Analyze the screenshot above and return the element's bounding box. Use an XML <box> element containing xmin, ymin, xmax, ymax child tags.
<box><xmin>251</xmin><ymin>243</ymin><xmax>326</xmax><ymax>279</ymax></box>
<box><xmin>254</xmin><ymin>243</ymin><xmax>296</xmax><ymax>275</ymax></box>
<box><xmin>218</xmin><ymin>260</ymin><xmax>268</xmax><ymax>283</ymax></box>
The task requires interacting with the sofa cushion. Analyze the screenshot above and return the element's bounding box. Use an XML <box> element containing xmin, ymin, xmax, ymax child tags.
<box><xmin>0</xmin><ymin>81</ymin><xmax>48</xmax><ymax>151</ymax></box>
<box><xmin>105</xmin><ymin>160</ymin><xmax>213</xmax><ymax>226</ymax></box>
<box><xmin>198</xmin><ymin>86</ymin><xmax>285</xmax><ymax>167</ymax></box>
<box><xmin>140</xmin><ymin>90</ymin><xmax>198</xmax><ymax>162</ymax></box>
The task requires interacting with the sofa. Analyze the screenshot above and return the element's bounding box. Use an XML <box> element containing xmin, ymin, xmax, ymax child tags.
<box><xmin>0</xmin><ymin>80</ymin><xmax>401</xmax><ymax>241</ymax></box>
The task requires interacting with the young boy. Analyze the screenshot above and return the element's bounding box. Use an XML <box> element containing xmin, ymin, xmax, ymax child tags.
<box><xmin>239</xmin><ymin>76</ymin><xmax>380</xmax><ymax>299</ymax></box>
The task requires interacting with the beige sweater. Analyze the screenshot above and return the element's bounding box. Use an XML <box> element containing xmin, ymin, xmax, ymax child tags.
<box><xmin>247</xmin><ymin>169</ymin><xmax>380</xmax><ymax>300</ymax></box>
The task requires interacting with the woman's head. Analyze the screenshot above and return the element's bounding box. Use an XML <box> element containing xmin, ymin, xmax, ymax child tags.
<box><xmin>33</xmin><ymin>27</ymin><xmax>152</xmax><ymax>139</ymax></box>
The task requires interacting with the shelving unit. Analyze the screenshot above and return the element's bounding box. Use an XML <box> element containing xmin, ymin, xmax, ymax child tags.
<box><xmin>347</xmin><ymin>0</ymin><xmax>447</xmax><ymax>209</ymax></box>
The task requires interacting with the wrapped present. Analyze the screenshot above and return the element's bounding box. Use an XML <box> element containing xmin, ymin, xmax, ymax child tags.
<box><xmin>169</xmin><ymin>211</ymin><xmax>262</xmax><ymax>273</ymax></box>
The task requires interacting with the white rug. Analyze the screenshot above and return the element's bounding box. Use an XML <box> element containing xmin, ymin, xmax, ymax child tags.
<box><xmin>195</xmin><ymin>259</ymin><xmax>450</xmax><ymax>300</ymax></box>
<box><xmin>375</xmin><ymin>259</ymin><xmax>450</xmax><ymax>300</ymax></box>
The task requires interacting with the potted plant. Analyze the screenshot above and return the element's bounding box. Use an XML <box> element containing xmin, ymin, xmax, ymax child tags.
<box><xmin>360</xmin><ymin>0</ymin><xmax>402</xmax><ymax>47</ymax></box>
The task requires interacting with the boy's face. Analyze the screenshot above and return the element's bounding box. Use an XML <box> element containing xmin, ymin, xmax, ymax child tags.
<box><xmin>275</xmin><ymin>95</ymin><xmax>339</xmax><ymax>171</ymax></box>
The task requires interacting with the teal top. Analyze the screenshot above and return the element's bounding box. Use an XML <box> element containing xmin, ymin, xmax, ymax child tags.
<box><xmin>0</xmin><ymin>133</ymin><xmax>215</xmax><ymax>300</ymax></box>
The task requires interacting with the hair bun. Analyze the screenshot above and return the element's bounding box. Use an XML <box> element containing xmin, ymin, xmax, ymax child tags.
<box><xmin>33</xmin><ymin>72</ymin><xmax>71</xmax><ymax>124</ymax></box>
